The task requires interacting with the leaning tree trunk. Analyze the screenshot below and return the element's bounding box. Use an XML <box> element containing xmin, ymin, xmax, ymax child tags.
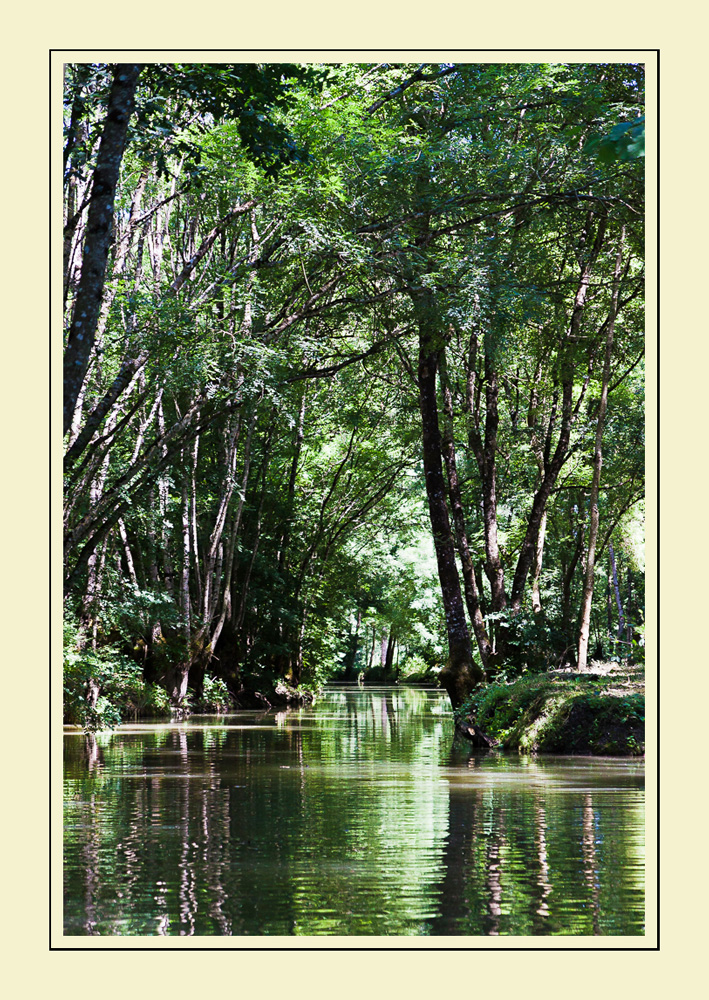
<box><xmin>439</xmin><ymin>347</ymin><xmax>495</xmax><ymax>675</ymax></box>
<box><xmin>416</xmin><ymin>310</ymin><xmax>483</xmax><ymax>709</ymax></box>
<box><xmin>64</xmin><ymin>64</ymin><xmax>141</xmax><ymax>436</ymax></box>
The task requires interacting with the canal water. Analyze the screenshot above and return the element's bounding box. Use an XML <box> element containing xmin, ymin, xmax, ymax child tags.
<box><xmin>63</xmin><ymin>686</ymin><xmax>645</xmax><ymax>937</ymax></box>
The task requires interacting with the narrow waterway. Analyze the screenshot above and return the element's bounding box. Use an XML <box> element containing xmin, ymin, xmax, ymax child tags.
<box><xmin>63</xmin><ymin>685</ymin><xmax>644</xmax><ymax>937</ymax></box>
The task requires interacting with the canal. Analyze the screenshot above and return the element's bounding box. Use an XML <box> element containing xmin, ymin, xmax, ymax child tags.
<box><xmin>63</xmin><ymin>685</ymin><xmax>645</xmax><ymax>936</ymax></box>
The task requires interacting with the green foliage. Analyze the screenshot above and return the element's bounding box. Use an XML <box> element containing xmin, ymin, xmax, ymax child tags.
<box><xmin>398</xmin><ymin>653</ymin><xmax>440</xmax><ymax>684</ymax></box>
<box><xmin>101</xmin><ymin>586</ymin><xmax>184</xmax><ymax>636</ymax></box>
<box><xmin>458</xmin><ymin>676</ymin><xmax>556</xmax><ymax>741</ymax></box>
<box><xmin>484</xmin><ymin>611</ymin><xmax>568</xmax><ymax>676</ymax></box>
<box><xmin>64</xmin><ymin>61</ymin><xmax>644</xmax><ymax>713</ymax></box>
<box><xmin>584</xmin><ymin>117</ymin><xmax>645</xmax><ymax>163</ymax></box>
<box><xmin>132</xmin><ymin>63</ymin><xmax>324</xmax><ymax>180</ymax></box>
<box><xmin>198</xmin><ymin>675</ymin><xmax>232</xmax><ymax>712</ymax></box>
<box><xmin>64</xmin><ymin>612</ymin><xmax>172</xmax><ymax>730</ymax></box>
<box><xmin>531</xmin><ymin>691</ymin><xmax>645</xmax><ymax>755</ymax></box>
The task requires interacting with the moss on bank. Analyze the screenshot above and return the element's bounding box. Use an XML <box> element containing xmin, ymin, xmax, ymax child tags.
<box><xmin>456</xmin><ymin>668</ymin><xmax>645</xmax><ymax>756</ymax></box>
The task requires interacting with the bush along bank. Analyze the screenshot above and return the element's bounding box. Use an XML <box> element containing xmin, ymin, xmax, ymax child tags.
<box><xmin>63</xmin><ymin>613</ymin><xmax>318</xmax><ymax>731</ymax></box>
<box><xmin>455</xmin><ymin>667</ymin><xmax>645</xmax><ymax>756</ymax></box>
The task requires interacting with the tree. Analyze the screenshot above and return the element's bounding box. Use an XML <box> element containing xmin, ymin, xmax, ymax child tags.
<box><xmin>577</xmin><ymin>230</ymin><xmax>625</xmax><ymax>670</ymax></box>
<box><xmin>64</xmin><ymin>64</ymin><xmax>141</xmax><ymax>435</ymax></box>
<box><xmin>63</xmin><ymin>61</ymin><xmax>644</xmax><ymax>724</ymax></box>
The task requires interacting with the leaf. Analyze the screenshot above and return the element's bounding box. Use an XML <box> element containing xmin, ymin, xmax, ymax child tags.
<box><xmin>583</xmin><ymin>116</ymin><xmax>645</xmax><ymax>163</ymax></box>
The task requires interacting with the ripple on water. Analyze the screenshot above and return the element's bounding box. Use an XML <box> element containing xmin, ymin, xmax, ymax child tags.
<box><xmin>63</xmin><ymin>688</ymin><xmax>645</xmax><ymax>937</ymax></box>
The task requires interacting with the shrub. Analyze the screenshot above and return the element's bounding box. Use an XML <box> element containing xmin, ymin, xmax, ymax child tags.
<box><xmin>199</xmin><ymin>675</ymin><xmax>231</xmax><ymax>712</ymax></box>
<box><xmin>63</xmin><ymin>610</ymin><xmax>172</xmax><ymax>729</ymax></box>
<box><xmin>398</xmin><ymin>653</ymin><xmax>439</xmax><ymax>683</ymax></box>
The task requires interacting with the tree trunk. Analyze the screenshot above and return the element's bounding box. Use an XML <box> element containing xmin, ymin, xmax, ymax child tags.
<box><xmin>207</xmin><ymin>413</ymin><xmax>257</xmax><ymax>655</ymax></box>
<box><xmin>465</xmin><ymin>326</ymin><xmax>508</xmax><ymax>659</ymax></box>
<box><xmin>202</xmin><ymin>414</ymin><xmax>242</xmax><ymax>621</ymax></box>
<box><xmin>530</xmin><ymin>509</ymin><xmax>547</xmax><ymax>615</ymax></box>
<box><xmin>474</xmin><ymin>564</ymin><xmax>488</xmax><ymax>620</ymax></box>
<box><xmin>416</xmin><ymin>313</ymin><xmax>483</xmax><ymax>708</ymax></box>
<box><xmin>64</xmin><ymin>351</ymin><xmax>150</xmax><ymax>470</ymax></box>
<box><xmin>562</xmin><ymin>506</ymin><xmax>584</xmax><ymax>647</ymax></box>
<box><xmin>510</xmin><ymin>214</ymin><xmax>607</xmax><ymax>615</ymax></box>
<box><xmin>117</xmin><ymin>517</ymin><xmax>139</xmax><ymax>588</ymax></box>
<box><xmin>527</xmin><ymin>366</ymin><xmax>549</xmax><ymax>616</ymax></box>
<box><xmin>626</xmin><ymin>569</ymin><xmax>633</xmax><ymax>664</ymax></box>
<box><xmin>609</xmin><ymin>541</ymin><xmax>625</xmax><ymax>639</ymax></box>
<box><xmin>277</xmin><ymin>388</ymin><xmax>306</xmax><ymax>575</ymax></box>
<box><xmin>577</xmin><ymin>231</ymin><xmax>624</xmax><ymax>670</ymax></box>
<box><xmin>64</xmin><ymin>64</ymin><xmax>141</xmax><ymax>435</ymax></box>
<box><xmin>180</xmin><ymin>467</ymin><xmax>192</xmax><ymax>638</ymax></box>
<box><xmin>189</xmin><ymin>436</ymin><xmax>203</xmax><ymax>612</ymax></box>
<box><xmin>439</xmin><ymin>347</ymin><xmax>495</xmax><ymax>674</ymax></box>
<box><xmin>384</xmin><ymin>629</ymin><xmax>396</xmax><ymax>677</ymax></box>
<box><xmin>234</xmin><ymin>425</ymin><xmax>274</xmax><ymax>633</ymax></box>
<box><xmin>480</xmin><ymin>354</ymin><xmax>507</xmax><ymax>612</ymax></box>
<box><xmin>344</xmin><ymin>609</ymin><xmax>362</xmax><ymax>680</ymax></box>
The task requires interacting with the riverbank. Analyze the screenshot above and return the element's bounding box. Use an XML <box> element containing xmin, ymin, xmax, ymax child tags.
<box><xmin>457</xmin><ymin>664</ymin><xmax>645</xmax><ymax>756</ymax></box>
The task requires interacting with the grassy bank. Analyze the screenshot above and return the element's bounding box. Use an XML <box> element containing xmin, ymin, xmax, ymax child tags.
<box><xmin>457</xmin><ymin>664</ymin><xmax>645</xmax><ymax>756</ymax></box>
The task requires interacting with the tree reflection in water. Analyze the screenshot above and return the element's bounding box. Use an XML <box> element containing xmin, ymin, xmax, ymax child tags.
<box><xmin>582</xmin><ymin>793</ymin><xmax>602</xmax><ymax>936</ymax></box>
<box><xmin>63</xmin><ymin>688</ymin><xmax>644</xmax><ymax>936</ymax></box>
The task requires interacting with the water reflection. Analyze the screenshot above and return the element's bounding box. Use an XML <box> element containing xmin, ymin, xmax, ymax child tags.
<box><xmin>64</xmin><ymin>686</ymin><xmax>644</xmax><ymax>937</ymax></box>
<box><xmin>534</xmin><ymin>800</ymin><xmax>551</xmax><ymax>925</ymax></box>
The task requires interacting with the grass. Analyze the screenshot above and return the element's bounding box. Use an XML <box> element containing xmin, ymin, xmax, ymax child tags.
<box><xmin>458</xmin><ymin>663</ymin><xmax>645</xmax><ymax>756</ymax></box>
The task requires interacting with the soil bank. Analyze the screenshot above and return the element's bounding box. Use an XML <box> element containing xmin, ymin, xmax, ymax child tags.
<box><xmin>457</xmin><ymin>663</ymin><xmax>645</xmax><ymax>756</ymax></box>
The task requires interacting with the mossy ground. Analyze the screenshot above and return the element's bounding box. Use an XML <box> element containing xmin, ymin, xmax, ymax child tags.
<box><xmin>458</xmin><ymin>664</ymin><xmax>645</xmax><ymax>756</ymax></box>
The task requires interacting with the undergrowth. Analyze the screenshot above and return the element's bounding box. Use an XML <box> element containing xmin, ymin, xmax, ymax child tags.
<box><xmin>457</xmin><ymin>673</ymin><xmax>644</xmax><ymax>756</ymax></box>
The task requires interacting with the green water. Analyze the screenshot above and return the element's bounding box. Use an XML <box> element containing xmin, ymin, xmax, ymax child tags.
<box><xmin>63</xmin><ymin>686</ymin><xmax>645</xmax><ymax>937</ymax></box>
